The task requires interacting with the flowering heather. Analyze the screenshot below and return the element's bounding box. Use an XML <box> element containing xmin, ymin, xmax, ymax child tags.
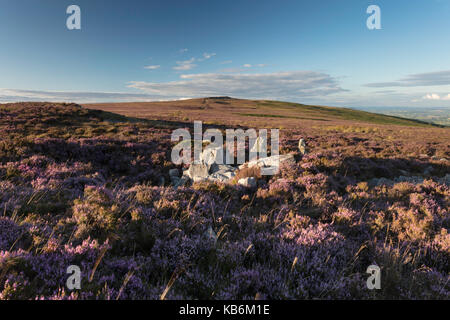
<box><xmin>0</xmin><ymin>102</ymin><xmax>449</xmax><ymax>300</ymax></box>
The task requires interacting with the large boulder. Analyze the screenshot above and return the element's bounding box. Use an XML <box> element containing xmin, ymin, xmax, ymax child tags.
<box><xmin>239</xmin><ymin>154</ymin><xmax>295</xmax><ymax>170</ymax></box>
<box><xmin>181</xmin><ymin>161</ymin><xmax>238</xmax><ymax>184</ymax></box>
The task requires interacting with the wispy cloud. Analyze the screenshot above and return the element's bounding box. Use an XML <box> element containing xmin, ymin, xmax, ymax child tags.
<box><xmin>173</xmin><ymin>52</ymin><xmax>216</xmax><ymax>70</ymax></box>
<box><xmin>200</xmin><ymin>52</ymin><xmax>216</xmax><ymax>61</ymax></box>
<box><xmin>220</xmin><ymin>60</ymin><xmax>233</xmax><ymax>65</ymax></box>
<box><xmin>243</xmin><ymin>63</ymin><xmax>267</xmax><ymax>68</ymax></box>
<box><xmin>128</xmin><ymin>71</ymin><xmax>345</xmax><ymax>100</ymax></box>
<box><xmin>173</xmin><ymin>58</ymin><xmax>197</xmax><ymax>71</ymax></box>
<box><xmin>179</xmin><ymin>48</ymin><xmax>188</xmax><ymax>53</ymax></box>
<box><xmin>366</xmin><ymin>70</ymin><xmax>450</xmax><ymax>87</ymax></box>
<box><xmin>0</xmin><ymin>88</ymin><xmax>157</xmax><ymax>103</ymax></box>
<box><xmin>217</xmin><ymin>68</ymin><xmax>246</xmax><ymax>73</ymax></box>
<box><xmin>144</xmin><ymin>65</ymin><xmax>160</xmax><ymax>70</ymax></box>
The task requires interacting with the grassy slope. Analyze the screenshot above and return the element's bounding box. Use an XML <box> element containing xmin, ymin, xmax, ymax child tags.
<box><xmin>85</xmin><ymin>98</ymin><xmax>443</xmax><ymax>128</ymax></box>
<box><xmin>253</xmin><ymin>100</ymin><xmax>443</xmax><ymax>127</ymax></box>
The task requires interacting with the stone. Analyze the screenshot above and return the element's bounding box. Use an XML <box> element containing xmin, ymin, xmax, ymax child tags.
<box><xmin>185</xmin><ymin>163</ymin><xmax>210</xmax><ymax>182</ymax></box>
<box><xmin>298</xmin><ymin>139</ymin><xmax>307</xmax><ymax>155</ymax></box>
<box><xmin>222</xmin><ymin>171</ymin><xmax>236</xmax><ymax>179</ymax></box>
<box><xmin>169</xmin><ymin>169</ymin><xmax>179</xmax><ymax>177</ymax></box>
<box><xmin>209</xmin><ymin>163</ymin><xmax>238</xmax><ymax>181</ymax></box>
<box><xmin>180</xmin><ymin>161</ymin><xmax>238</xmax><ymax>185</ymax></box>
<box><xmin>239</xmin><ymin>154</ymin><xmax>295</xmax><ymax>170</ymax></box>
<box><xmin>210</xmin><ymin>163</ymin><xmax>236</xmax><ymax>174</ymax></box>
<box><xmin>209</xmin><ymin>172</ymin><xmax>230</xmax><ymax>182</ymax></box>
<box><xmin>238</xmin><ymin>177</ymin><xmax>257</xmax><ymax>187</ymax></box>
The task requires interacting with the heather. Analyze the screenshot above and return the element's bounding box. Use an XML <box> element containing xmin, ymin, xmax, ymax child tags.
<box><xmin>0</xmin><ymin>102</ymin><xmax>449</xmax><ymax>300</ymax></box>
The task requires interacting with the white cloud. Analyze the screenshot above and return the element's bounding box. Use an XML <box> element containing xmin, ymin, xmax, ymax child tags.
<box><xmin>422</xmin><ymin>93</ymin><xmax>450</xmax><ymax>100</ymax></box>
<box><xmin>144</xmin><ymin>65</ymin><xmax>160</xmax><ymax>70</ymax></box>
<box><xmin>173</xmin><ymin>58</ymin><xmax>197</xmax><ymax>71</ymax></box>
<box><xmin>179</xmin><ymin>48</ymin><xmax>188</xmax><ymax>53</ymax></box>
<box><xmin>220</xmin><ymin>60</ymin><xmax>233</xmax><ymax>65</ymax></box>
<box><xmin>423</xmin><ymin>93</ymin><xmax>442</xmax><ymax>100</ymax></box>
<box><xmin>243</xmin><ymin>64</ymin><xmax>252</xmax><ymax>68</ymax></box>
<box><xmin>128</xmin><ymin>71</ymin><xmax>345</xmax><ymax>100</ymax></box>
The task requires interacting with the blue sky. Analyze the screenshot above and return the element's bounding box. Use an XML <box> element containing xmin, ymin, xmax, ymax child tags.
<box><xmin>1</xmin><ymin>0</ymin><xmax>450</xmax><ymax>107</ymax></box>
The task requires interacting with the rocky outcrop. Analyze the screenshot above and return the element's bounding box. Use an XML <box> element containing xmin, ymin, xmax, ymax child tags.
<box><xmin>178</xmin><ymin>153</ymin><xmax>295</xmax><ymax>185</ymax></box>
<box><xmin>173</xmin><ymin>139</ymin><xmax>305</xmax><ymax>186</ymax></box>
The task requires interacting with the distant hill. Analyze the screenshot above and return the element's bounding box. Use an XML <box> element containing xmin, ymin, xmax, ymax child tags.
<box><xmin>84</xmin><ymin>97</ymin><xmax>444</xmax><ymax>129</ymax></box>
<box><xmin>351</xmin><ymin>106</ymin><xmax>450</xmax><ymax>126</ymax></box>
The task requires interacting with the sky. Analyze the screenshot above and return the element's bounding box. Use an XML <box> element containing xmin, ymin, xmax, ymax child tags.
<box><xmin>1</xmin><ymin>0</ymin><xmax>450</xmax><ymax>107</ymax></box>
